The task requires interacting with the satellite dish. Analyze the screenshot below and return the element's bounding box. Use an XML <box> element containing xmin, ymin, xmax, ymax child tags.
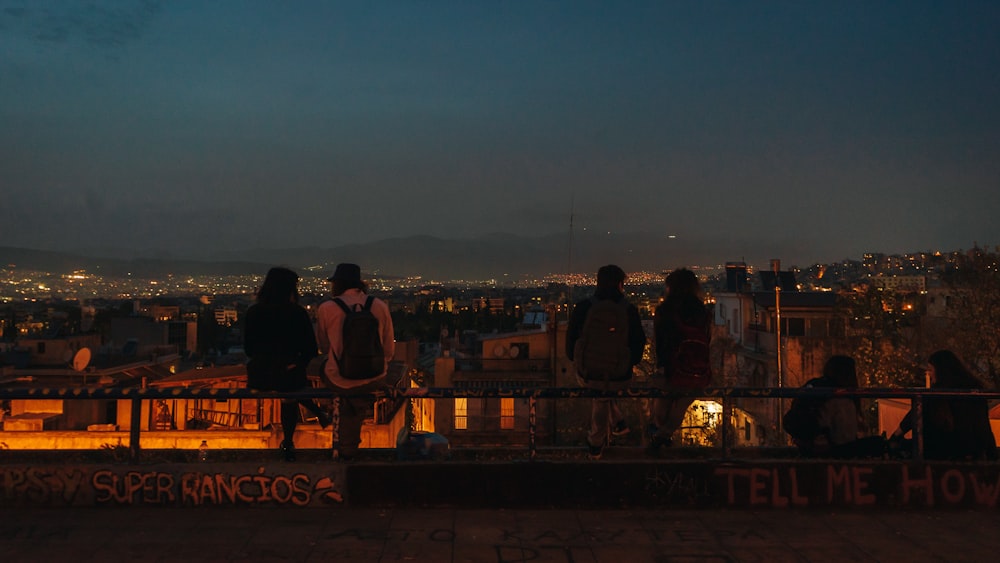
<box><xmin>72</xmin><ymin>347</ymin><xmax>92</xmax><ymax>372</ymax></box>
<box><xmin>509</xmin><ymin>345</ymin><xmax>521</xmax><ymax>359</ymax></box>
<box><xmin>492</xmin><ymin>344</ymin><xmax>508</xmax><ymax>358</ymax></box>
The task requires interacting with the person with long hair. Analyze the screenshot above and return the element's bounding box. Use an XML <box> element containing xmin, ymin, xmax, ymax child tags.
<box><xmin>244</xmin><ymin>266</ymin><xmax>330</xmax><ymax>461</ymax></box>
<box><xmin>648</xmin><ymin>268</ymin><xmax>711</xmax><ymax>455</ymax></box>
<box><xmin>890</xmin><ymin>350</ymin><xmax>997</xmax><ymax>460</ymax></box>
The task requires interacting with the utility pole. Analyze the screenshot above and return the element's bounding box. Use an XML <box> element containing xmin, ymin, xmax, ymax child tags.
<box><xmin>566</xmin><ymin>195</ymin><xmax>575</xmax><ymax>322</ymax></box>
<box><xmin>772</xmin><ymin>259</ymin><xmax>783</xmax><ymax>437</ymax></box>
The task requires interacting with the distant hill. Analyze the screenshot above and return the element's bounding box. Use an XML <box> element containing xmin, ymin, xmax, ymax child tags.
<box><xmin>1</xmin><ymin>232</ymin><xmax>817</xmax><ymax>280</ymax></box>
<box><xmin>0</xmin><ymin>247</ymin><xmax>269</xmax><ymax>278</ymax></box>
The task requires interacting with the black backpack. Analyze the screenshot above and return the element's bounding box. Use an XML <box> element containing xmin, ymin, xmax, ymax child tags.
<box><xmin>333</xmin><ymin>296</ymin><xmax>385</xmax><ymax>380</ymax></box>
<box><xmin>783</xmin><ymin>377</ymin><xmax>828</xmax><ymax>443</ymax></box>
<box><xmin>573</xmin><ymin>298</ymin><xmax>633</xmax><ymax>383</ymax></box>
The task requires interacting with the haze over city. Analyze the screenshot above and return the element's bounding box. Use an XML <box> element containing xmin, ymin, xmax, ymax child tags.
<box><xmin>2</xmin><ymin>1</ymin><xmax>999</xmax><ymax>267</ymax></box>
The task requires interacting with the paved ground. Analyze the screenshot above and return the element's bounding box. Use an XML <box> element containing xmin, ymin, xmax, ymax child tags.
<box><xmin>4</xmin><ymin>506</ymin><xmax>1000</xmax><ymax>562</ymax></box>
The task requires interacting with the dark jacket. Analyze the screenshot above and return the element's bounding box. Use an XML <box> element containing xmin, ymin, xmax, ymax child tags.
<box><xmin>565</xmin><ymin>288</ymin><xmax>646</xmax><ymax>368</ymax></box>
<box><xmin>244</xmin><ymin>302</ymin><xmax>318</xmax><ymax>391</ymax></box>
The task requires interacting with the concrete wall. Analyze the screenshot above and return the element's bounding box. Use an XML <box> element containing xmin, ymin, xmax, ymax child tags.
<box><xmin>5</xmin><ymin>460</ymin><xmax>1000</xmax><ymax>510</ymax></box>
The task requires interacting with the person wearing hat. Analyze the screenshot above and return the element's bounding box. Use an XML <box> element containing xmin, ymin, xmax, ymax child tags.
<box><xmin>315</xmin><ymin>263</ymin><xmax>395</xmax><ymax>460</ymax></box>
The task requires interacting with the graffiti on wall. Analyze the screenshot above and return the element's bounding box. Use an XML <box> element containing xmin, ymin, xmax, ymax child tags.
<box><xmin>644</xmin><ymin>467</ymin><xmax>709</xmax><ymax>503</ymax></box>
<box><xmin>714</xmin><ymin>464</ymin><xmax>1000</xmax><ymax>508</ymax></box>
<box><xmin>1</xmin><ymin>466</ymin><xmax>343</xmax><ymax>507</ymax></box>
<box><xmin>1</xmin><ymin>467</ymin><xmax>89</xmax><ymax>505</ymax></box>
<box><xmin>6</xmin><ymin>463</ymin><xmax>1000</xmax><ymax>508</ymax></box>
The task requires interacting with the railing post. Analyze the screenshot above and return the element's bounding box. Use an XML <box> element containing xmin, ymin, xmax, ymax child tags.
<box><xmin>913</xmin><ymin>394</ymin><xmax>924</xmax><ymax>463</ymax></box>
<box><xmin>721</xmin><ymin>392</ymin><xmax>731</xmax><ymax>459</ymax></box>
<box><xmin>528</xmin><ymin>395</ymin><xmax>537</xmax><ymax>462</ymax></box>
<box><xmin>129</xmin><ymin>397</ymin><xmax>142</xmax><ymax>463</ymax></box>
<box><xmin>331</xmin><ymin>396</ymin><xmax>341</xmax><ymax>459</ymax></box>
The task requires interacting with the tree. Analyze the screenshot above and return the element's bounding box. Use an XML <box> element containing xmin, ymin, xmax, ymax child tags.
<box><xmin>837</xmin><ymin>286</ymin><xmax>923</xmax><ymax>388</ymax></box>
<box><xmin>928</xmin><ymin>247</ymin><xmax>1000</xmax><ymax>386</ymax></box>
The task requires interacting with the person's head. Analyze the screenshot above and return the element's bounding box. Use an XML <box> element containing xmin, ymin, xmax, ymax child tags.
<box><xmin>595</xmin><ymin>264</ymin><xmax>626</xmax><ymax>294</ymax></box>
<box><xmin>928</xmin><ymin>349</ymin><xmax>980</xmax><ymax>388</ymax></box>
<box><xmin>664</xmin><ymin>268</ymin><xmax>701</xmax><ymax>300</ymax></box>
<box><xmin>257</xmin><ymin>267</ymin><xmax>299</xmax><ymax>305</ymax></box>
<box><xmin>823</xmin><ymin>355</ymin><xmax>858</xmax><ymax>388</ymax></box>
<box><xmin>328</xmin><ymin>263</ymin><xmax>367</xmax><ymax>296</ymax></box>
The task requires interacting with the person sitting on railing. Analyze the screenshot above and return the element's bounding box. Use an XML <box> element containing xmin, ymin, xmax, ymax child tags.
<box><xmin>648</xmin><ymin>268</ymin><xmax>711</xmax><ymax>455</ymax></box>
<box><xmin>566</xmin><ymin>264</ymin><xmax>646</xmax><ymax>460</ymax></box>
<box><xmin>889</xmin><ymin>350</ymin><xmax>997</xmax><ymax>461</ymax></box>
<box><xmin>784</xmin><ymin>355</ymin><xmax>885</xmax><ymax>458</ymax></box>
<box><xmin>316</xmin><ymin>263</ymin><xmax>396</xmax><ymax>462</ymax></box>
<box><xmin>245</xmin><ymin>267</ymin><xmax>331</xmax><ymax>462</ymax></box>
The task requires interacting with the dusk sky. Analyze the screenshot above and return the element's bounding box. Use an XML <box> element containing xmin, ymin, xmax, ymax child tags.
<box><xmin>2</xmin><ymin>1</ymin><xmax>999</xmax><ymax>266</ymax></box>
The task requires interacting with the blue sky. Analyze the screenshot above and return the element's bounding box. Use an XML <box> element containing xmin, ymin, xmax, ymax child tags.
<box><xmin>2</xmin><ymin>1</ymin><xmax>998</xmax><ymax>265</ymax></box>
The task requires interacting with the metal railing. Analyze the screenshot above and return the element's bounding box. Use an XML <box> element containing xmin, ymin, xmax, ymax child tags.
<box><xmin>2</xmin><ymin>385</ymin><xmax>998</xmax><ymax>463</ymax></box>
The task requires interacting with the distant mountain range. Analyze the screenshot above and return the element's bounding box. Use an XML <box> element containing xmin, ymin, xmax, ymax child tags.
<box><xmin>1</xmin><ymin>232</ymin><xmax>830</xmax><ymax>281</ymax></box>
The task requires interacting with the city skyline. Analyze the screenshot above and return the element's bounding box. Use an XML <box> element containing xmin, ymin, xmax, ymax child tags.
<box><xmin>2</xmin><ymin>2</ymin><xmax>999</xmax><ymax>265</ymax></box>
<box><xmin>2</xmin><ymin>241</ymin><xmax>985</xmax><ymax>303</ymax></box>
<box><xmin>2</xmin><ymin>235</ymin><xmax>988</xmax><ymax>289</ymax></box>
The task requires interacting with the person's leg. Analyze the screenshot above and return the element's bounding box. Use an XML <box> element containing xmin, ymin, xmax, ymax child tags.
<box><xmin>609</xmin><ymin>399</ymin><xmax>622</xmax><ymax>424</ymax></box>
<box><xmin>298</xmin><ymin>399</ymin><xmax>331</xmax><ymax>427</ymax></box>
<box><xmin>648</xmin><ymin>396</ymin><xmax>694</xmax><ymax>454</ymax></box>
<box><xmin>280</xmin><ymin>399</ymin><xmax>299</xmax><ymax>443</ymax></box>
<box><xmin>664</xmin><ymin>397</ymin><xmax>695</xmax><ymax>437</ymax></box>
<box><xmin>651</xmin><ymin>397</ymin><xmax>670</xmax><ymax>439</ymax></box>
<box><xmin>336</xmin><ymin>395</ymin><xmax>370</xmax><ymax>458</ymax></box>
<box><xmin>333</xmin><ymin>380</ymin><xmax>385</xmax><ymax>458</ymax></box>
<box><xmin>279</xmin><ymin>399</ymin><xmax>299</xmax><ymax>460</ymax></box>
<box><xmin>609</xmin><ymin>399</ymin><xmax>630</xmax><ymax>436</ymax></box>
<box><xmin>588</xmin><ymin>398</ymin><xmax>612</xmax><ymax>449</ymax></box>
<box><xmin>648</xmin><ymin>374</ymin><xmax>669</xmax><ymax>440</ymax></box>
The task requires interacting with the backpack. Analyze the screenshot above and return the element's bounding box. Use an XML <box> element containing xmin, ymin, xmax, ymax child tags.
<box><xmin>333</xmin><ymin>295</ymin><xmax>385</xmax><ymax>380</ymax></box>
<box><xmin>669</xmin><ymin>314</ymin><xmax>711</xmax><ymax>388</ymax></box>
<box><xmin>573</xmin><ymin>298</ymin><xmax>633</xmax><ymax>384</ymax></box>
<box><xmin>782</xmin><ymin>377</ymin><xmax>828</xmax><ymax>444</ymax></box>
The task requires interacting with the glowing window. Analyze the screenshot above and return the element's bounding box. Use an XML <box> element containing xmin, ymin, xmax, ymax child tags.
<box><xmin>500</xmin><ymin>398</ymin><xmax>514</xmax><ymax>430</ymax></box>
<box><xmin>455</xmin><ymin>398</ymin><xmax>467</xmax><ymax>430</ymax></box>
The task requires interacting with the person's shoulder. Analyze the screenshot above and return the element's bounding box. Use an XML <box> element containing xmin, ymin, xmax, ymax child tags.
<box><xmin>317</xmin><ymin>299</ymin><xmax>338</xmax><ymax>314</ymax></box>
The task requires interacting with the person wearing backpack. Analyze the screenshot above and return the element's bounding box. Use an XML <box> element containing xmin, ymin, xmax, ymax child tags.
<box><xmin>648</xmin><ymin>268</ymin><xmax>711</xmax><ymax>455</ymax></box>
<box><xmin>315</xmin><ymin>263</ymin><xmax>395</xmax><ymax>460</ymax></box>
<box><xmin>566</xmin><ymin>264</ymin><xmax>646</xmax><ymax>460</ymax></box>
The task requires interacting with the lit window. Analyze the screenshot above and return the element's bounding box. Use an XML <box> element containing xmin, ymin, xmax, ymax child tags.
<box><xmin>455</xmin><ymin>398</ymin><xmax>467</xmax><ymax>430</ymax></box>
<box><xmin>500</xmin><ymin>398</ymin><xmax>514</xmax><ymax>430</ymax></box>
